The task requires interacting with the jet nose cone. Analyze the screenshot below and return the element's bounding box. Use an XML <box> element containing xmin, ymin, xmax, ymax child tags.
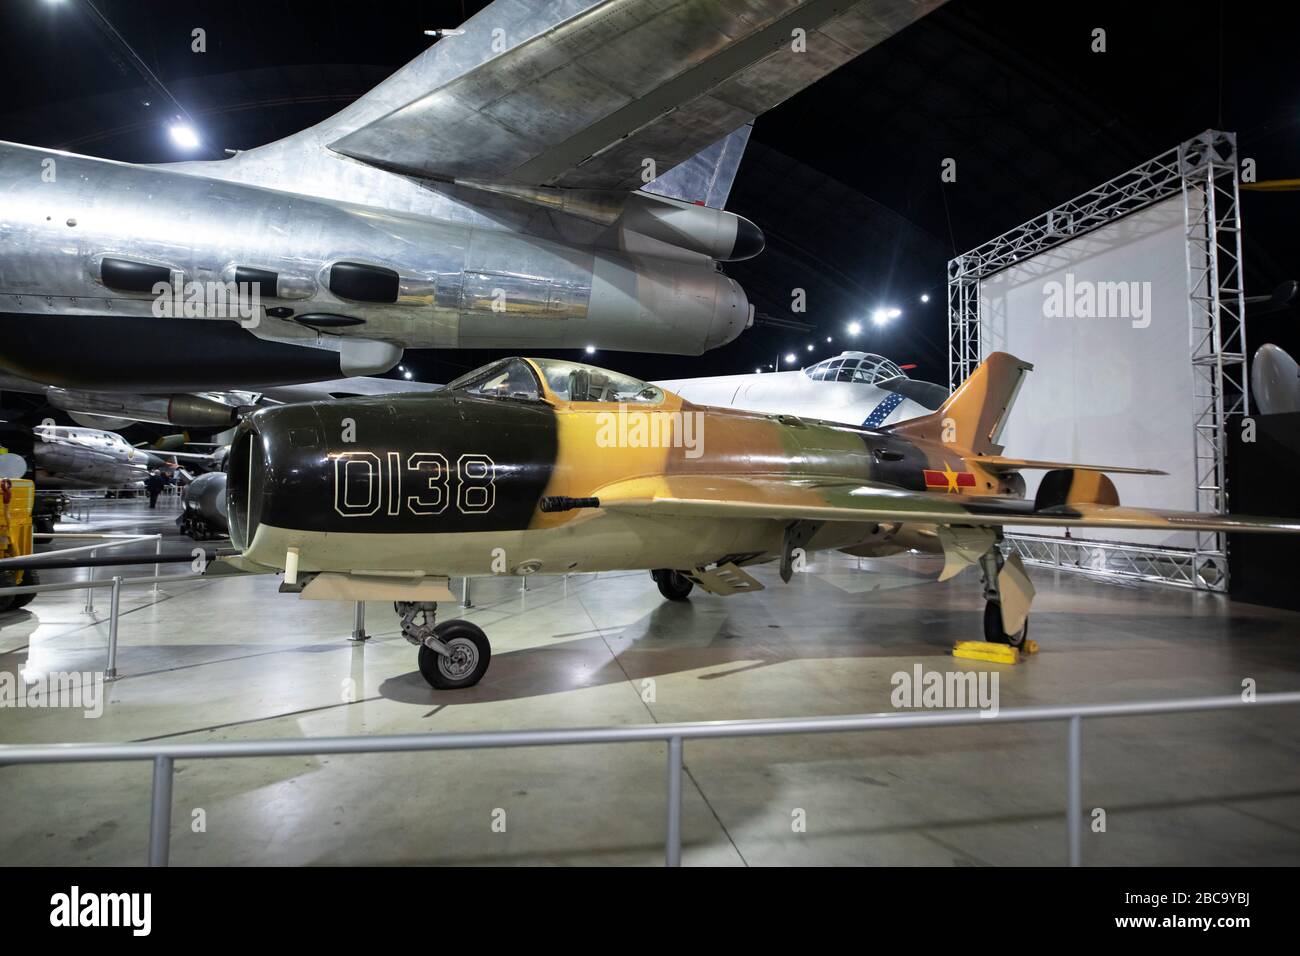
<box><xmin>727</xmin><ymin>216</ymin><xmax>765</xmax><ymax>261</ymax></box>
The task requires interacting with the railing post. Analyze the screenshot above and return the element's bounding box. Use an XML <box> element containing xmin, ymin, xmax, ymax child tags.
<box><xmin>83</xmin><ymin>548</ymin><xmax>98</xmax><ymax>613</ymax></box>
<box><xmin>461</xmin><ymin>576</ymin><xmax>472</xmax><ymax>609</ymax></box>
<box><xmin>148</xmin><ymin>755</ymin><xmax>173</xmax><ymax>867</ymax></box>
<box><xmin>105</xmin><ymin>575</ymin><xmax>122</xmax><ymax>680</ymax></box>
<box><xmin>350</xmin><ymin>601</ymin><xmax>368</xmax><ymax>642</ymax></box>
<box><xmin>1067</xmin><ymin>714</ymin><xmax>1082</xmax><ymax>867</ymax></box>
<box><xmin>666</xmin><ymin>735</ymin><xmax>683</xmax><ymax>867</ymax></box>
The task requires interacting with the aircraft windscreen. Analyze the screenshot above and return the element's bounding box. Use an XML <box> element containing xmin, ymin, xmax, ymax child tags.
<box><xmin>805</xmin><ymin>353</ymin><xmax>905</xmax><ymax>385</ymax></box>
<box><xmin>532</xmin><ymin>359</ymin><xmax>664</xmax><ymax>404</ymax></box>
<box><xmin>445</xmin><ymin>358</ymin><xmax>541</xmax><ymax>401</ymax></box>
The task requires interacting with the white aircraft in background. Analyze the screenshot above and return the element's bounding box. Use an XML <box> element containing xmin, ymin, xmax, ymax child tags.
<box><xmin>1253</xmin><ymin>344</ymin><xmax>1300</xmax><ymax>415</ymax></box>
<box><xmin>31</xmin><ymin>425</ymin><xmax>220</xmax><ymax>489</ymax></box>
<box><xmin>656</xmin><ymin>352</ymin><xmax>949</xmax><ymax>427</ymax></box>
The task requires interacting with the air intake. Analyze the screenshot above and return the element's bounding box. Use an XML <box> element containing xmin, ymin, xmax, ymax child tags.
<box><xmin>101</xmin><ymin>258</ymin><xmax>171</xmax><ymax>293</ymax></box>
<box><xmin>329</xmin><ymin>262</ymin><xmax>399</xmax><ymax>303</ymax></box>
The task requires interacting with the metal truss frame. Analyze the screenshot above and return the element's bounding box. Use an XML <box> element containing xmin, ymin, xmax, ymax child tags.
<box><xmin>948</xmin><ymin>130</ymin><xmax>1247</xmax><ymax>591</ymax></box>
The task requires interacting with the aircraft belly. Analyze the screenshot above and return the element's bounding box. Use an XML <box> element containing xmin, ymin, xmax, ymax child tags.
<box><xmin>244</xmin><ymin>511</ymin><xmax>875</xmax><ymax>577</ymax></box>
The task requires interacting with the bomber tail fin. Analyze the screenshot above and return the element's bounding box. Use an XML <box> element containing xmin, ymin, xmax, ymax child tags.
<box><xmin>884</xmin><ymin>352</ymin><xmax>1033</xmax><ymax>456</ymax></box>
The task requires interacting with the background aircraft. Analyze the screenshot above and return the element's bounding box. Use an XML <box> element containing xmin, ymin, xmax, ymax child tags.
<box><xmin>656</xmin><ymin>351</ymin><xmax>949</xmax><ymax>428</ymax></box>
<box><xmin>0</xmin><ymin>370</ymin><xmax>439</xmax><ymax>431</ymax></box>
<box><xmin>30</xmin><ymin>424</ymin><xmax>220</xmax><ymax>489</ymax></box>
<box><xmin>210</xmin><ymin>353</ymin><xmax>1299</xmax><ymax>690</ymax></box>
<box><xmin>1252</xmin><ymin>344</ymin><xmax>1300</xmax><ymax>415</ymax></box>
<box><xmin>0</xmin><ymin>0</ymin><xmax>947</xmax><ymax>392</ymax></box>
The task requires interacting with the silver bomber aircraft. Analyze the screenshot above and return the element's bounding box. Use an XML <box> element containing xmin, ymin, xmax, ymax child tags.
<box><xmin>0</xmin><ymin>0</ymin><xmax>947</xmax><ymax>392</ymax></box>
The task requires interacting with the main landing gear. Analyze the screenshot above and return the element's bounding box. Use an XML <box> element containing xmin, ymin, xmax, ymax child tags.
<box><xmin>395</xmin><ymin>601</ymin><xmax>491</xmax><ymax>690</ymax></box>
<box><xmin>978</xmin><ymin>548</ymin><xmax>1029</xmax><ymax>648</ymax></box>
<box><xmin>651</xmin><ymin>569</ymin><xmax>694</xmax><ymax>601</ymax></box>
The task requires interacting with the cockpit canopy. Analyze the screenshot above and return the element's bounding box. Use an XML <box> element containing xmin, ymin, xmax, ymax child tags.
<box><xmin>446</xmin><ymin>357</ymin><xmax>665</xmax><ymax>405</ymax></box>
<box><xmin>803</xmin><ymin>352</ymin><xmax>905</xmax><ymax>385</ymax></box>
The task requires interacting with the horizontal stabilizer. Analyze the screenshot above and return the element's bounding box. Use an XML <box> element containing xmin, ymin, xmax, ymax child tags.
<box><xmin>977</xmin><ymin>456</ymin><xmax>1167</xmax><ymax>476</ymax></box>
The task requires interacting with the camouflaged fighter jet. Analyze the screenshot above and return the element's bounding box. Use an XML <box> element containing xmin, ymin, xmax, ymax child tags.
<box><xmin>224</xmin><ymin>352</ymin><xmax>1300</xmax><ymax>689</ymax></box>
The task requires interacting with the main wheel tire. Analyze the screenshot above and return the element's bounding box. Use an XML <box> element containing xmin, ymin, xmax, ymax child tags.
<box><xmin>10</xmin><ymin>569</ymin><xmax>38</xmax><ymax>610</ymax></box>
<box><xmin>417</xmin><ymin>620</ymin><xmax>491</xmax><ymax>690</ymax></box>
<box><xmin>983</xmin><ymin>600</ymin><xmax>1027</xmax><ymax>648</ymax></box>
<box><xmin>652</xmin><ymin>569</ymin><xmax>694</xmax><ymax>601</ymax></box>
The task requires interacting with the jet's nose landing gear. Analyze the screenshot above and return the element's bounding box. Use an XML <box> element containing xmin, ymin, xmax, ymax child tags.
<box><xmin>395</xmin><ymin>601</ymin><xmax>491</xmax><ymax>690</ymax></box>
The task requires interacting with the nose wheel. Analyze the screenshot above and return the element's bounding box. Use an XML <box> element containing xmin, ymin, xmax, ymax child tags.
<box><xmin>396</xmin><ymin>601</ymin><xmax>492</xmax><ymax>689</ymax></box>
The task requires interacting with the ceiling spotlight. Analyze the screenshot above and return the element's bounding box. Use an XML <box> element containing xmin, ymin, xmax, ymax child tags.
<box><xmin>847</xmin><ymin>321</ymin><xmax>862</xmax><ymax>336</ymax></box>
<box><xmin>887</xmin><ymin>307</ymin><xmax>902</xmax><ymax>319</ymax></box>
<box><xmin>784</xmin><ymin>353</ymin><xmax>797</xmax><ymax>364</ymax></box>
<box><xmin>169</xmin><ymin>124</ymin><xmax>201</xmax><ymax>150</ymax></box>
<box><xmin>806</xmin><ymin>343</ymin><xmax>814</xmax><ymax>352</ymax></box>
<box><xmin>920</xmin><ymin>293</ymin><xmax>930</xmax><ymax>303</ymax></box>
<box><xmin>585</xmin><ymin>344</ymin><xmax>596</xmax><ymax>354</ymax></box>
<box><xmin>403</xmin><ymin>371</ymin><xmax>413</xmax><ymax>380</ymax></box>
<box><xmin>871</xmin><ymin>309</ymin><xmax>888</xmax><ymax>326</ymax></box>
<box><xmin>754</xmin><ymin>367</ymin><xmax>762</xmax><ymax>374</ymax></box>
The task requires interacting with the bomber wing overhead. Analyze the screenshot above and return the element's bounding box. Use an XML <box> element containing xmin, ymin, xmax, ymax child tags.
<box><xmin>331</xmin><ymin>0</ymin><xmax>945</xmax><ymax>189</ymax></box>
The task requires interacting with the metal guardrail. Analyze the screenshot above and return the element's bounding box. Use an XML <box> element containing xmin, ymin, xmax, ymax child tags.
<box><xmin>0</xmin><ymin>565</ymin><xmax>246</xmax><ymax>679</ymax></box>
<box><xmin>2</xmin><ymin>691</ymin><xmax>1296</xmax><ymax>868</ymax></box>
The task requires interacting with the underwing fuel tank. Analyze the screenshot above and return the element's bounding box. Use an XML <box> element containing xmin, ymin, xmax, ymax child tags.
<box><xmin>47</xmin><ymin>388</ymin><xmax>241</xmax><ymax>428</ymax></box>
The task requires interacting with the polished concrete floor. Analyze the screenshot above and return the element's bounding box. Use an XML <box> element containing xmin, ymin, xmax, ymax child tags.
<box><xmin>1</xmin><ymin>498</ymin><xmax>1298</xmax><ymax>866</ymax></box>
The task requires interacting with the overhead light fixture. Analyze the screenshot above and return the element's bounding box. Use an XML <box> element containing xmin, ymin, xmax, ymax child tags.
<box><xmin>920</xmin><ymin>293</ymin><xmax>930</xmax><ymax>303</ymax></box>
<box><xmin>168</xmin><ymin>124</ymin><xmax>201</xmax><ymax>150</ymax></box>
<box><xmin>754</xmin><ymin>367</ymin><xmax>762</xmax><ymax>374</ymax></box>
<box><xmin>585</xmin><ymin>344</ymin><xmax>596</xmax><ymax>354</ymax></box>
<box><xmin>784</xmin><ymin>353</ymin><xmax>797</xmax><ymax>364</ymax></box>
<box><xmin>847</xmin><ymin>321</ymin><xmax>862</xmax><ymax>336</ymax></box>
<box><xmin>825</xmin><ymin>336</ymin><xmax>832</xmax><ymax>343</ymax></box>
<box><xmin>871</xmin><ymin>309</ymin><xmax>888</xmax><ymax>326</ymax></box>
<box><xmin>403</xmin><ymin>371</ymin><xmax>413</xmax><ymax>380</ymax></box>
<box><xmin>887</xmin><ymin>307</ymin><xmax>902</xmax><ymax>319</ymax></box>
<box><xmin>806</xmin><ymin>343</ymin><xmax>814</xmax><ymax>352</ymax></box>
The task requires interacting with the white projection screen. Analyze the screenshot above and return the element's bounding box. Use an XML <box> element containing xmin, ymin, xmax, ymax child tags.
<box><xmin>979</xmin><ymin>192</ymin><xmax>1203</xmax><ymax>548</ymax></box>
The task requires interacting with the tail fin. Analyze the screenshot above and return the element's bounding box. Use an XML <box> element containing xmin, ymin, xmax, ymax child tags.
<box><xmin>644</xmin><ymin>124</ymin><xmax>753</xmax><ymax>209</ymax></box>
<box><xmin>885</xmin><ymin>353</ymin><xmax>1033</xmax><ymax>455</ymax></box>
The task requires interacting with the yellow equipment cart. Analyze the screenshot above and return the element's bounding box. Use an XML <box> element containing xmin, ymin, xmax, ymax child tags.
<box><xmin>0</xmin><ymin>475</ymin><xmax>37</xmax><ymax>612</ymax></box>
